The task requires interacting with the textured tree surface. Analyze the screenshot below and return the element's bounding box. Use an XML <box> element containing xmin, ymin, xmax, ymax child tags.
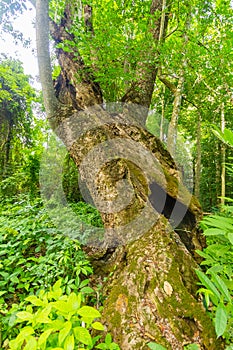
<box><xmin>35</xmin><ymin>0</ymin><xmax>225</xmax><ymax>348</ymax></box>
<box><xmin>99</xmin><ymin>219</ymin><xmax>223</xmax><ymax>349</ymax></box>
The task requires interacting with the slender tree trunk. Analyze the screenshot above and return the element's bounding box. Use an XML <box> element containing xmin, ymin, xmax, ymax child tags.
<box><xmin>220</xmin><ymin>103</ymin><xmax>226</xmax><ymax>207</ymax></box>
<box><xmin>194</xmin><ymin>112</ymin><xmax>202</xmax><ymax>199</ymax></box>
<box><xmin>167</xmin><ymin>12</ymin><xmax>190</xmax><ymax>156</ymax></box>
<box><xmin>167</xmin><ymin>72</ymin><xmax>185</xmax><ymax>156</ymax></box>
<box><xmin>160</xmin><ymin>85</ymin><xmax>166</xmax><ymax>141</ymax></box>
<box><xmin>36</xmin><ymin>0</ymin><xmax>61</xmax><ymax>124</ymax></box>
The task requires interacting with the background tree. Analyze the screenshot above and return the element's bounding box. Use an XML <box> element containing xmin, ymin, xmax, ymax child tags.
<box><xmin>0</xmin><ymin>57</ymin><xmax>44</xmax><ymax>198</ymax></box>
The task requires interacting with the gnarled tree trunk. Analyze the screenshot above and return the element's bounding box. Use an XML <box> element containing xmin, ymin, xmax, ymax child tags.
<box><xmin>35</xmin><ymin>0</ymin><xmax>224</xmax><ymax>348</ymax></box>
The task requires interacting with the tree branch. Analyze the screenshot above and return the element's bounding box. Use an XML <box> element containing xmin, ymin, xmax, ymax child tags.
<box><xmin>157</xmin><ymin>68</ymin><xmax>177</xmax><ymax>94</ymax></box>
<box><xmin>121</xmin><ymin>0</ymin><xmax>171</xmax><ymax>116</ymax></box>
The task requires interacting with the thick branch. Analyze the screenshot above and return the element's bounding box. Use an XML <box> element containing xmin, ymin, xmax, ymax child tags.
<box><xmin>121</xmin><ymin>0</ymin><xmax>171</xmax><ymax>114</ymax></box>
<box><xmin>157</xmin><ymin>69</ymin><xmax>177</xmax><ymax>94</ymax></box>
<box><xmin>49</xmin><ymin>4</ymin><xmax>103</xmax><ymax>110</ymax></box>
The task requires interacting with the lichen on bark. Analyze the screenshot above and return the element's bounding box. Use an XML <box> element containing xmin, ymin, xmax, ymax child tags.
<box><xmin>101</xmin><ymin>218</ymin><xmax>224</xmax><ymax>350</ymax></box>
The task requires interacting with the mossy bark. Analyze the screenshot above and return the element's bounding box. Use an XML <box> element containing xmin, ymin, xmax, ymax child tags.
<box><xmin>99</xmin><ymin>219</ymin><xmax>224</xmax><ymax>349</ymax></box>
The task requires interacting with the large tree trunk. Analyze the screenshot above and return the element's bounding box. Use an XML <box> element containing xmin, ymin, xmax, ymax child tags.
<box><xmin>101</xmin><ymin>220</ymin><xmax>221</xmax><ymax>349</ymax></box>
<box><xmin>35</xmin><ymin>0</ymin><xmax>224</xmax><ymax>348</ymax></box>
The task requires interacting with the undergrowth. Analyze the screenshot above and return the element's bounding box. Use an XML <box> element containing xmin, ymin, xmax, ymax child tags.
<box><xmin>0</xmin><ymin>196</ymin><xmax>119</xmax><ymax>349</ymax></box>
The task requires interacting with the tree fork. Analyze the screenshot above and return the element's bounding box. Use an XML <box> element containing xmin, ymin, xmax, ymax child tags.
<box><xmin>35</xmin><ymin>0</ymin><xmax>224</xmax><ymax>348</ymax></box>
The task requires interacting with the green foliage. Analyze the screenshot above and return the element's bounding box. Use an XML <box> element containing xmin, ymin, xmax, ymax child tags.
<box><xmin>212</xmin><ymin>127</ymin><xmax>233</xmax><ymax>149</ymax></box>
<box><xmin>0</xmin><ymin>197</ymin><xmax>93</xmax><ymax>302</ymax></box>
<box><xmin>6</xmin><ymin>280</ymin><xmax>118</xmax><ymax>350</ymax></box>
<box><xmin>0</xmin><ymin>57</ymin><xmax>45</xmax><ymax>199</ymax></box>
<box><xmin>0</xmin><ymin>196</ymin><xmax>92</xmax><ymax>345</ymax></box>
<box><xmin>196</xmin><ymin>209</ymin><xmax>233</xmax><ymax>343</ymax></box>
<box><xmin>195</xmin><ymin>126</ymin><xmax>233</xmax><ymax>344</ymax></box>
<box><xmin>0</xmin><ymin>196</ymin><xmax>120</xmax><ymax>349</ymax></box>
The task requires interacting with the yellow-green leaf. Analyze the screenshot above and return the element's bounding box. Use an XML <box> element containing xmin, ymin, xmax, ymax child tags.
<box><xmin>73</xmin><ymin>326</ymin><xmax>92</xmax><ymax>345</ymax></box>
<box><xmin>215</xmin><ymin>304</ymin><xmax>227</xmax><ymax>338</ymax></box>
<box><xmin>64</xmin><ymin>334</ymin><xmax>75</xmax><ymax>350</ymax></box>
<box><xmin>16</xmin><ymin>311</ymin><xmax>33</xmax><ymax>322</ymax></box>
<box><xmin>59</xmin><ymin>321</ymin><xmax>72</xmax><ymax>346</ymax></box>
<box><xmin>77</xmin><ymin>306</ymin><xmax>101</xmax><ymax>319</ymax></box>
<box><xmin>25</xmin><ymin>295</ymin><xmax>45</xmax><ymax>307</ymax></box>
<box><xmin>38</xmin><ymin>329</ymin><xmax>53</xmax><ymax>347</ymax></box>
<box><xmin>92</xmin><ymin>321</ymin><xmax>105</xmax><ymax>331</ymax></box>
<box><xmin>24</xmin><ymin>336</ymin><xmax>37</xmax><ymax>350</ymax></box>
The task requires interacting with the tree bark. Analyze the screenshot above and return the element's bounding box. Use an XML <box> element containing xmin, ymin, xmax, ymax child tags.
<box><xmin>220</xmin><ymin>103</ymin><xmax>225</xmax><ymax>207</ymax></box>
<box><xmin>167</xmin><ymin>72</ymin><xmax>185</xmax><ymax>156</ymax></box>
<box><xmin>35</xmin><ymin>1</ymin><xmax>224</xmax><ymax>348</ymax></box>
<box><xmin>121</xmin><ymin>0</ymin><xmax>171</xmax><ymax>123</ymax></box>
<box><xmin>102</xmin><ymin>220</ymin><xmax>222</xmax><ymax>350</ymax></box>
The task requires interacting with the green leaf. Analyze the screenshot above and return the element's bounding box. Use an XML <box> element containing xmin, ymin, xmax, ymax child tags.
<box><xmin>38</xmin><ymin>329</ymin><xmax>53</xmax><ymax>347</ymax></box>
<box><xmin>204</xmin><ymin>228</ymin><xmax>225</xmax><ymax>236</ymax></box>
<box><xmin>184</xmin><ymin>344</ymin><xmax>199</xmax><ymax>350</ymax></box>
<box><xmin>109</xmin><ymin>343</ymin><xmax>120</xmax><ymax>350</ymax></box>
<box><xmin>25</xmin><ymin>295</ymin><xmax>45</xmax><ymax>306</ymax></box>
<box><xmin>92</xmin><ymin>321</ymin><xmax>105</xmax><ymax>331</ymax></box>
<box><xmin>36</xmin><ymin>306</ymin><xmax>52</xmax><ymax>323</ymax></box>
<box><xmin>77</xmin><ymin>306</ymin><xmax>101</xmax><ymax>319</ymax></box>
<box><xmin>227</xmin><ymin>232</ymin><xmax>233</xmax><ymax>245</ymax></box>
<box><xmin>212</xmin><ymin>129</ymin><xmax>225</xmax><ymax>144</ymax></box>
<box><xmin>16</xmin><ymin>311</ymin><xmax>33</xmax><ymax>322</ymax></box>
<box><xmin>18</xmin><ymin>326</ymin><xmax>35</xmax><ymax>339</ymax></box>
<box><xmin>10</xmin><ymin>275</ymin><xmax>19</xmax><ymax>284</ymax></box>
<box><xmin>105</xmin><ymin>333</ymin><xmax>112</xmax><ymax>345</ymax></box>
<box><xmin>24</xmin><ymin>336</ymin><xmax>37</xmax><ymax>350</ymax></box>
<box><xmin>215</xmin><ymin>304</ymin><xmax>228</xmax><ymax>338</ymax></box>
<box><xmin>52</xmin><ymin>300</ymin><xmax>69</xmax><ymax>313</ymax></box>
<box><xmin>79</xmin><ymin>279</ymin><xmax>90</xmax><ymax>288</ymax></box>
<box><xmin>203</xmin><ymin>216</ymin><xmax>233</xmax><ymax>231</ymax></box>
<box><xmin>195</xmin><ymin>269</ymin><xmax>220</xmax><ymax>303</ymax></box>
<box><xmin>64</xmin><ymin>334</ymin><xmax>75</xmax><ymax>350</ymax></box>
<box><xmin>96</xmin><ymin>344</ymin><xmax>107</xmax><ymax>349</ymax></box>
<box><xmin>67</xmin><ymin>292</ymin><xmax>81</xmax><ymax>311</ymax></box>
<box><xmin>73</xmin><ymin>326</ymin><xmax>92</xmax><ymax>345</ymax></box>
<box><xmin>147</xmin><ymin>342</ymin><xmax>167</xmax><ymax>350</ymax></box>
<box><xmin>59</xmin><ymin>321</ymin><xmax>72</xmax><ymax>345</ymax></box>
<box><xmin>81</xmin><ymin>286</ymin><xmax>94</xmax><ymax>294</ymax></box>
<box><xmin>224</xmin><ymin>129</ymin><xmax>233</xmax><ymax>147</ymax></box>
<box><xmin>53</xmin><ymin>279</ymin><xmax>62</xmax><ymax>291</ymax></box>
<box><xmin>210</xmin><ymin>273</ymin><xmax>231</xmax><ymax>302</ymax></box>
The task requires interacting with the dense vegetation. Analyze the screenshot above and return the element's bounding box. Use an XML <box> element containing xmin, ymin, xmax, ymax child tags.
<box><xmin>0</xmin><ymin>0</ymin><xmax>233</xmax><ymax>348</ymax></box>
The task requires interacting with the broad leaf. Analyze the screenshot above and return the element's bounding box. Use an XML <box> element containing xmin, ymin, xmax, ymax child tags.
<box><xmin>25</xmin><ymin>295</ymin><xmax>45</xmax><ymax>307</ymax></box>
<box><xmin>195</xmin><ymin>269</ymin><xmax>220</xmax><ymax>303</ymax></box>
<box><xmin>215</xmin><ymin>304</ymin><xmax>227</xmax><ymax>338</ymax></box>
<box><xmin>77</xmin><ymin>306</ymin><xmax>101</xmax><ymax>320</ymax></box>
<box><xmin>64</xmin><ymin>334</ymin><xmax>75</xmax><ymax>350</ymax></box>
<box><xmin>147</xmin><ymin>342</ymin><xmax>167</xmax><ymax>350</ymax></box>
<box><xmin>211</xmin><ymin>273</ymin><xmax>231</xmax><ymax>302</ymax></box>
<box><xmin>59</xmin><ymin>321</ymin><xmax>72</xmax><ymax>345</ymax></box>
<box><xmin>73</xmin><ymin>326</ymin><xmax>92</xmax><ymax>345</ymax></box>
<box><xmin>92</xmin><ymin>321</ymin><xmax>105</xmax><ymax>331</ymax></box>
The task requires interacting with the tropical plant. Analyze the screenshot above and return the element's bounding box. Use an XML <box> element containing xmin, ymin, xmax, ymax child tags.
<box><xmin>196</xmin><ymin>128</ymin><xmax>233</xmax><ymax>344</ymax></box>
<box><xmin>7</xmin><ymin>280</ymin><xmax>119</xmax><ymax>350</ymax></box>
